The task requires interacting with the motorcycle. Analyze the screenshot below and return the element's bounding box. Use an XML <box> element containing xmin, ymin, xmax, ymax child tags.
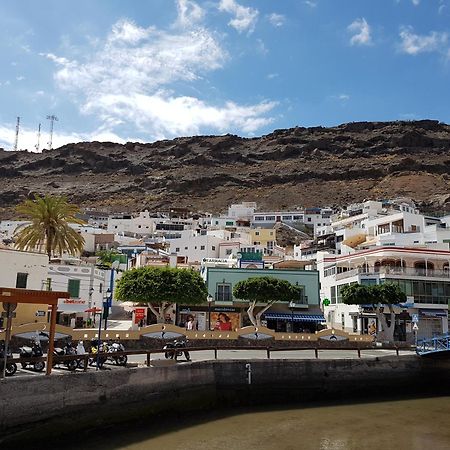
<box><xmin>19</xmin><ymin>341</ymin><xmax>45</xmax><ymax>372</ymax></box>
<box><xmin>104</xmin><ymin>340</ymin><xmax>127</xmax><ymax>366</ymax></box>
<box><xmin>163</xmin><ymin>339</ymin><xmax>191</xmax><ymax>361</ymax></box>
<box><xmin>0</xmin><ymin>343</ymin><xmax>17</xmax><ymax>376</ymax></box>
<box><xmin>53</xmin><ymin>342</ymin><xmax>77</xmax><ymax>371</ymax></box>
<box><xmin>88</xmin><ymin>340</ymin><xmax>107</xmax><ymax>369</ymax></box>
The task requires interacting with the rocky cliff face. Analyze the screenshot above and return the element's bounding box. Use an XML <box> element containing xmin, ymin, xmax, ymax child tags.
<box><xmin>1</xmin><ymin>120</ymin><xmax>450</xmax><ymax>217</ymax></box>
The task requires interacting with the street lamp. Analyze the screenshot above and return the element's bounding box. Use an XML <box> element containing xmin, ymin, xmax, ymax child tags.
<box><xmin>289</xmin><ymin>301</ymin><xmax>296</xmax><ymax>332</ymax></box>
<box><xmin>207</xmin><ymin>294</ymin><xmax>213</xmax><ymax>330</ymax></box>
<box><xmin>96</xmin><ymin>288</ymin><xmax>110</xmax><ymax>370</ymax></box>
<box><xmin>88</xmin><ymin>287</ymin><xmax>94</xmax><ymax>326</ymax></box>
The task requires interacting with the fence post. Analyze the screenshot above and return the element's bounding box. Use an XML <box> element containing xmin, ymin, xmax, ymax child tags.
<box><xmin>357</xmin><ymin>347</ymin><xmax>361</xmax><ymax>358</ymax></box>
<box><xmin>266</xmin><ymin>347</ymin><xmax>271</xmax><ymax>359</ymax></box>
<box><xmin>83</xmin><ymin>354</ymin><xmax>89</xmax><ymax>372</ymax></box>
<box><xmin>146</xmin><ymin>352</ymin><xmax>151</xmax><ymax>367</ymax></box>
<box><xmin>214</xmin><ymin>348</ymin><xmax>218</xmax><ymax>360</ymax></box>
<box><xmin>395</xmin><ymin>346</ymin><xmax>399</xmax><ymax>356</ymax></box>
<box><xmin>315</xmin><ymin>348</ymin><xmax>319</xmax><ymax>359</ymax></box>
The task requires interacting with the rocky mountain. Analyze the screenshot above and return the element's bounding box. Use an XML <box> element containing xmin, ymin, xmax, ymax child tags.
<box><xmin>1</xmin><ymin>120</ymin><xmax>450</xmax><ymax>218</ymax></box>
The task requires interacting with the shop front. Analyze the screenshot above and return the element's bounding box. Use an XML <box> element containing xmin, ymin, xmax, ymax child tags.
<box><xmin>263</xmin><ymin>312</ymin><xmax>325</xmax><ymax>333</ymax></box>
<box><xmin>177</xmin><ymin>305</ymin><xmax>242</xmax><ymax>331</ymax></box>
<box><xmin>57</xmin><ymin>298</ymin><xmax>88</xmax><ymax>328</ymax></box>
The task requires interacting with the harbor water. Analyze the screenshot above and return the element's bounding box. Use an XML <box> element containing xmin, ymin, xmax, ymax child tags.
<box><xmin>65</xmin><ymin>396</ymin><xmax>450</xmax><ymax>450</ymax></box>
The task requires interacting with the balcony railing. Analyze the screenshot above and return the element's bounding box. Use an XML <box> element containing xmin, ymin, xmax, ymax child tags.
<box><xmin>215</xmin><ymin>293</ymin><xmax>233</xmax><ymax>302</ymax></box>
<box><xmin>335</xmin><ymin>266</ymin><xmax>450</xmax><ymax>281</ymax></box>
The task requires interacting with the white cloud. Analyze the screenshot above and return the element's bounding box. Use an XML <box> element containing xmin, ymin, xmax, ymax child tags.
<box><xmin>411</xmin><ymin>0</ymin><xmax>420</xmax><ymax>5</ymax></box>
<box><xmin>399</xmin><ymin>26</ymin><xmax>448</xmax><ymax>55</ymax></box>
<box><xmin>16</xmin><ymin>75</ymin><xmax>25</xmax><ymax>81</ymax></box>
<box><xmin>41</xmin><ymin>17</ymin><xmax>275</xmax><ymax>140</ymax></box>
<box><xmin>348</xmin><ymin>18</ymin><xmax>372</xmax><ymax>46</ymax></box>
<box><xmin>304</xmin><ymin>1</ymin><xmax>318</xmax><ymax>7</ymax></box>
<box><xmin>267</xmin><ymin>73</ymin><xmax>279</xmax><ymax>79</ymax></box>
<box><xmin>268</xmin><ymin>13</ymin><xmax>285</xmax><ymax>27</ymax></box>
<box><xmin>175</xmin><ymin>0</ymin><xmax>205</xmax><ymax>28</ymax></box>
<box><xmin>330</xmin><ymin>94</ymin><xmax>350</xmax><ymax>102</ymax></box>
<box><xmin>218</xmin><ymin>0</ymin><xmax>259</xmax><ymax>34</ymax></box>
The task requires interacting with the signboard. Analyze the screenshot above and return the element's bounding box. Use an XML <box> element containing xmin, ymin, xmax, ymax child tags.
<box><xmin>35</xmin><ymin>310</ymin><xmax>46</xmax><ymax>317</ymax></box>
<box><xmin>239</xmin><ymin>260</ymin><xmax>265</xmax><ymax>269</ymax></box>
<box><xmin>237</xmin><ymin>252</ymin><xmax>262</xmax><ymax>261</ymax></box>
<box><xmin>322</xmin><ymin>298</ymin><xmax>331</xmax><ymax>307</ymax></box>
<box><xmin>58</xmin><ymin>298</ymin><xmax>87</xmax><ymax>313</ymax></box>
<box><xmin>412</xmin><ymin>314</ymin><xmax>419</xmax><ymax>323</ymax></box>
<box><xmin>134</xmin><ymin>308</ymin><xmax>146</xmax><ymax>324</ymax></box>
<box><xmin>412</xmin><ymin>323</ymin><xmax>419</xmax><ymax>331</ymax></box>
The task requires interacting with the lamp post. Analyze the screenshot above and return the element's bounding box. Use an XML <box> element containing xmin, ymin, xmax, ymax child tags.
<box><xmin>207</xmin><ymin>294</ymin><xmax>213</xmax><ymax>331</ymax></box>
<box><xmin>289</xmin><ymin>301</ymin><xmax>295</xmax><ymax>332</ymax></box>
<box><xmin>96</xmin><ymin>288</ymin><xmax>110</xmax><ymax>370</ymax></box>
<box><xmin>88</xmin><ymin>287</ymin><xmax>94</xmax><ymax>326</ymax></box>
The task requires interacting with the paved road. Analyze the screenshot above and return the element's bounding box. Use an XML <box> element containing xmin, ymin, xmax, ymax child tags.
<box><xmin>6</xmin><ymin>348</ymin><xmax>415</xmax><ymax>379</ymax></box>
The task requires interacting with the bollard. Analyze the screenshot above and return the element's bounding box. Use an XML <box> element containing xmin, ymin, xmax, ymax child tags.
<box><xmin>266</xmin><ymin>347</ymin><xmax>271</xmax><ymax>359</ymax></box>
<box><xmin>83</xmin><ymin>354</ymin><xmax>89</xmax><ymax>372</ymax></box>
<box><xmin>146</xmin><ymin>352</ymin><xmax>151</xmax><ymax>367</ymax></box>
<box><xmin>357</xmin><ymin>348</ymin><xmax>361</xmax><ymax>358</ymax></box>
<box><xmin>315</xmin><ymin>348</ymin><xmax>319</xmax><ymax>359</ymax></box>
<box><xmin>214</xmin><ymin>348</ymin><xmax>218</xmax><ymax>360</ymax></box>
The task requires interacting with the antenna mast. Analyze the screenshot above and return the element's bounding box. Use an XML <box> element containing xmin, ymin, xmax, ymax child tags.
<box><xmin>13</xmin><ymin>116</ymin><xmax>20</xmax><ymax>151</ymax></box>
<box><xmin>35</xmin><ymin>123</ymin><xmax>41</xmax><ymax>152</ymax></box>
<box><xmin>46</xmin><ymin>114</ymin><xmax>58</xmax><ymax>150</ymax></box>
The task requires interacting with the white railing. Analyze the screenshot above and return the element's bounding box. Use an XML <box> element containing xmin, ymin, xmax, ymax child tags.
<box><xmin>335</xmin><ymin>266</ymin><xmax>450</xmax><ymax>281</ymax></box>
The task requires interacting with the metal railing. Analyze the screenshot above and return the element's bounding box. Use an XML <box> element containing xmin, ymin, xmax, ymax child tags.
<box><xmin>416</xmin><ymin>334</ymin><xmax>450</xmax><ymax>356</ymax></box>
<box><xmin>1</xmin><ymin>344</ymin><xmax>404</xmax><ymax>377</ymax></box>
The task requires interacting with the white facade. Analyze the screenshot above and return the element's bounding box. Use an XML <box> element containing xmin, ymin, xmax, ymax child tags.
<box><xmin>48</xmin><ymin>260</ymin><xmax>106</xmax><ymax>319</ymax></box>
<box><xmin>0</xmin><ymin>247</ymin><xmax>48</xmax><ymax>290</ymax></box>
<box><xmin>228</xmin><ymin>202</ymin><xmax>257</xmax><ymax>220</ymax></box>
<box><xmin>0</xmin><ymin>220</ymin><xmax>30</xmax><ymax>239</ymax></box>
<box><xmin>107</xmin><ymin>211</ymin><xmax>156</xmax><ymax>235</ymax></box>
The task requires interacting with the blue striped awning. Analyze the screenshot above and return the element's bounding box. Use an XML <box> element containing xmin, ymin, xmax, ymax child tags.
<box><xmin>264</xmin><ymin>313</ymin><xmax>325</xmax><ymax>322</ymax></box>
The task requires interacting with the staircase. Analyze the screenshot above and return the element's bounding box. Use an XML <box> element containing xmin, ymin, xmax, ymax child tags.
<box><xmin>416</xmin><ymin>334</ymin><xmax>450</xmax><ymax>356</ymax></box>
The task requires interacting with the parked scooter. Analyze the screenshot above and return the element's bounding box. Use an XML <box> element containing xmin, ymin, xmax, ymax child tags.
<box><xmin>0</xmin><ymin>343</ymin><xmax>17</xmax><ymax>376</ymax></box>
<box><xmin>89</xmin><ymin>339</ymin><xmax>107</xmax><ymax>369</ymax></box>
<box><xmin>104</xmin><ymin>340</ymin><xmax>127</xmax><ymax>366</ymax></box>
<box><xmin>163</xmin><ymin>339</ymin><xmax>191</xmax><ymax>361</ymax></box>
<box><xmin>19</xmin><ymin>341</ymin><xmax>45</xmax><ymax>372</ymax></box>
<box><xmin>53</xmin><ymin>342</ymin><xmax>77</xmax><ymax>371</ymax></box>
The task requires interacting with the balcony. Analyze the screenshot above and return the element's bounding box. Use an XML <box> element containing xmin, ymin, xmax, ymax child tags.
<box><xmin>215</xmin><ymin>292</ymin><xmax>233</xmax><ymax>302</ymax></box>
<box><xmin>335</xmin><ymin>267</ymin><xmax>450</xmax><ymax>281</ymax></box>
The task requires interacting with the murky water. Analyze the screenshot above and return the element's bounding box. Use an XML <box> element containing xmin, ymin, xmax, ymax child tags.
<box><xmin>66</xmin><ymin>397</ymin><xmax>450</xmax><ymax>450</ymax></box>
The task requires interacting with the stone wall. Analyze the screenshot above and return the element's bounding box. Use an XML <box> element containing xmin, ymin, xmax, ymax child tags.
<box><xmin>1</xmin><ymin>356</ymin><xmax>449</xmax><ymax>445</ymax></box>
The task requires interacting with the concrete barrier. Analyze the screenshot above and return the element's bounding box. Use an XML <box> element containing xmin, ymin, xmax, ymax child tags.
<box><xmin>1</xmin><ymin>356</ymin><xmax>449</xmax><ymax>445</ymax></box>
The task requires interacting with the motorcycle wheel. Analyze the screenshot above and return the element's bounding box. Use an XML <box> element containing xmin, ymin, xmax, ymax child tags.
<box><xmin>77</xmin><ymin>358</ymin><xmax>86</xmax><ymax>369</ymax></box>
<box><xmin>67</xmin><ymin>360</ymin><xmax>77</xmax><ymax>371</ymax></box>
<box><xmin>34</xmin><ymin>361</ymin><xmax>45</xmax><ymax>372</ymax></box>
<box><xmin>6</xmin><ymin>363</ymin><xmax>17</xmax><ymax>376</ymax></box>
<box><xmin>116</xmin><ymin>355</ymin><xmax>127</xmax><ymax>366</ymax></box>
<box><xmin>164</xmin><ymin>352</ymin><xmax>171</xmax><ymax>359</ymax></box>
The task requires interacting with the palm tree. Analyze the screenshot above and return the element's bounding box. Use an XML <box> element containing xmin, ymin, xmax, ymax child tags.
<box><xmin>14</xmin><ymin>194</ymin><xmax>85</xmax><ymax>260</ymax></box>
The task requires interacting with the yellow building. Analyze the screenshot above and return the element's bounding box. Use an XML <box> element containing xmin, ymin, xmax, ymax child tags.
<box><xmin>249</xmin><ymin>228</ymin><xmax>276</xmax><ymax>248</ymax></box>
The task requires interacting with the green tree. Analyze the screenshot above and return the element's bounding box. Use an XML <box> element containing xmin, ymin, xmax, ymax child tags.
<box><xmin>96</xmin><ymin>249</ymin><xmax>121</xmax><ymax>268</ymax></box>
<box><xmin>115</xmin><ymin>266</ymin><xmax>208</xmax><ymax>323</ymax></box>
<box><xmin>233</xmin><ymin>276</ymin><xmax>302</xmax><ymax>327</ymax></box>
<box><xmin>14</xmin><ymin>194</ymin><xmax>85</xmax><ymax>260</ymax></box>
<box><xmin>341</xmin><ymin>282</ymin><xmax>406</xmax><ymax>342</ymax></box>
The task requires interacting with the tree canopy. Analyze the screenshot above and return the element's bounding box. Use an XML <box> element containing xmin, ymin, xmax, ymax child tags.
<box><xmin>14</xmin><ymin>194</ymin><xmax>85</xmax><ymax>260</ymax></box>
<box><xmin>115</xmin><ymin>266</ymin><xmax>207</xmax><ymax>323</ymax></box>
<box><xmin>233</xmin><ymin>276</ymin><xmax>302</xmax><ymax>327</ymax></box>
<box><xmin>340</xmin><ymin>282</ymin><xmax>406</xmax><ymax>342</ymax></box>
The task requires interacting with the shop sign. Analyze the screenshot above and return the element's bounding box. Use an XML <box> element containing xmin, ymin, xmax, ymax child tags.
<box><xmin>58</xmin><ymin>298</ymin><xmax>87</xmax><ymax>313</ymax></box>
<box><xmin>135</xmin><ymin>308</ymin><xmax>146</xmax><ymax>321</ymax></box>
<box><xmin>411</xmin><ymin>314</ymin><xmax>419</xmax><ymax>323</ymax></box>
<box><xmin>35</xmin><ymin>310</ymin><xmax>46</xmax><ymax>317</ymax></box>
<box><xmin>213</xmin><ymin>306</ymin><xmax>239</xmax><ymax>313</ymax></box>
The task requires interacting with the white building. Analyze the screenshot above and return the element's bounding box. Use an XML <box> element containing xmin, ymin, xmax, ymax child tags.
<box><xmin>107</xmin><ymin>211</ymin><xmax>156</xmax><ymax>235</ymax></box>
<box><xmin>48</xmin><ymin>258</ymin><xmax>106</xmax><ymax>328</ymax></box>
<box><xmin>318</xmin><ymin>247</ymin><xmax>450</xmax><ymax>342</ymax></box>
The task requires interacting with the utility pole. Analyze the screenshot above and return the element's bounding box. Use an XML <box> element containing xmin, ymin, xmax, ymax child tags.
<box><xmin>46</xmin><ymin>115</ymin><xmax>58</xmax><ymax>150</ymax></box>
<box><xmin>35</xmin><ymin>123</ymin><xmax>41</xmax><ymax>152</ymax></box>
<box><xmin>13</xmin><ymin>117</ymin><xmax>20</xmax><ymax>151</ymax></box>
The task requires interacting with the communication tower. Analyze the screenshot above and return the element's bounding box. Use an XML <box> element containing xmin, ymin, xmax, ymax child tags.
<box><xmin>46</xmin><ymin>114</ymin><xmax>58</xmax><ymax>150</ymax></box>
<box><xmin>35</xmin><ymin>123</ymin><xmax>41</xmax><ymax>152</ymax></box>
<box><xmin>13</xmin><ymin>116</ymin><xmax>20</xmax><ymax>151</ymax></box>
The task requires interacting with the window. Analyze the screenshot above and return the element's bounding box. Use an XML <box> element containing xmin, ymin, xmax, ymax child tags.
<box><xmin>265</xmin><ymin>216</ymin><xmax>276</xmax><ymax>221</ymax></box>
<box><xmin>212</xmin><ymin>246</ymin><xmax>216</xmax><ymax>251</ymax></box>
<box><xmin>216</xmin><ymin>284</ymin><xmax>232</xmax><ymax>301</ymax></box>
<box><xmin>293</xmin><ymin>215</ymin><xmax>303</xmax><ymax>220</ymax></box>
<box><xmin>99</xmin><ymin>283</ymin><xmax>103</xmax><ymax>293</ymax></box>
<box><xmin>282</xmin><ymin>216</ymin><xmax>293</xmax><ymax>221</ymax></box>
<box><xmin>226</xmin><ymin>221</ymin><xmax>234</xmax><ymax>226</ymax></box>
<box><xmin>254</xmin><ymin>216</ymin><xmax>264</xmax><ymax>221</ymax></box>
<box><xmin>255</xmin><ymin>231</ymin><xmax>260</xmax><ymax>236</ymax></box>
<box><xmin>307</xmin><ymin>218</ymin><xmax>312</xmax><ymax>222</ymax></box>
<box><xmin>68</xmin><ymin>279</ymin><xmax>81</xmax><ymax>298</ymax></box>
<box><xmin>175</xmin><ymin>247</ymin><xmax>180</xmax><ymax>252</ymax></box>
<box><xmin>200</xmin><ymin>245</ymin><xmax>205</xmax><ymax>250</ymax></box>
<box><xmin>16</xmin><ymin>272</ymin><xmax>28</xmax><ymax>289</ymax></box>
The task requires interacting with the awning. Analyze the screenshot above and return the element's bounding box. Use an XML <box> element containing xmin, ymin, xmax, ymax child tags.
<box><xmin>419</xmin><ymin>309</ymin><xmax>448</xmax><ymax>318</ymax></box>
<box><xmin>264</xmin><ymin>313</ymin><xmax>325</xmax><ymax>322</ymax></box>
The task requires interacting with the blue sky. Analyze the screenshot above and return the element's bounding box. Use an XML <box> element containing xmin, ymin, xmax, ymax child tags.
<box><xmin>1</xmin><ymin>0</ymin><xmax>450</xmax><ymax>151</ymax></box>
